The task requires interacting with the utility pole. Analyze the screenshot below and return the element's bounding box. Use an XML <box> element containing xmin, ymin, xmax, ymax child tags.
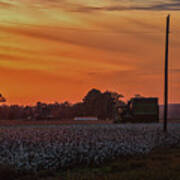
<box><xmin>164</xmin><ymin>15</ymin><xmax>170</xmax><ymax>132</ymax></box>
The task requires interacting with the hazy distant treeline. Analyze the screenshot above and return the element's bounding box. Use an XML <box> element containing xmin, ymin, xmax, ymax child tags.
<box><xmin>0</xmin><ymin>89</ymin><xmax>124</xmax><ymax>121</ymax></box>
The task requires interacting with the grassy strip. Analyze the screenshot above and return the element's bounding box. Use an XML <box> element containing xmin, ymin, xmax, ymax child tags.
<box><xmin>1</xmin><ymin>147</ymin><xmax>180</xmax><ymax>180</ymax></box>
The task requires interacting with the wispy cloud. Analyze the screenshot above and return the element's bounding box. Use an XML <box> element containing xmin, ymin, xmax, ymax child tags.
<box><xmin>0</xmin><ymin>25</ymin><xmax>139</xmax><ymax>53</ymax></box>
<box><xmin>2</xmin><ymin>0</ymin><xmax>179</xmax><ymax>12</ymax></box>
<box><xmin>72</xmin><ymin>1</ymin><xmax>180</xmax><ymax>13</ymax></box>
<box><xmin>0</xmin><ymin>1</ymin><xmax>13</xmax><ymax>8</ymax></box>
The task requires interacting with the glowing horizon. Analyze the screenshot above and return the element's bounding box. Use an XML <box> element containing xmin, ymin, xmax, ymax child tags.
<box><xmin>0</xmin><ymin>0</ymin><xmax>180</xmax><ymax>105</ymax></box>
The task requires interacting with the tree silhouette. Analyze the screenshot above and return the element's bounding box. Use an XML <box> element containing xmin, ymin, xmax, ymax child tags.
<box><xmin>0</xmin><ymin>94</ymin><xmax>6</xmax><ymax>103</ymax></box>
<box><xmin>0</xmin><ymin>89</ymin><xmax>125</xmax><ymax>120</ymax></box>
<box><xmin>82</xmin><ymin>89</ymin><xmax>124</xmax><ymax>119</ymax></box>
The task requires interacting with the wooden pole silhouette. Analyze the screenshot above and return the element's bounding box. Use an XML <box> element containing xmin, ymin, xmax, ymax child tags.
<box><xmin>164</xmin><ymin>15</ymin><xmax>170</xmax><ymax>132</ymax></box>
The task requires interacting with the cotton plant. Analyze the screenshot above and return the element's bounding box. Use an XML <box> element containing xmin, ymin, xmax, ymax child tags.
<box><xmin>0</xmin><ymin>124</ymin><xmax>179</xmax><ymax>171</ymax></box>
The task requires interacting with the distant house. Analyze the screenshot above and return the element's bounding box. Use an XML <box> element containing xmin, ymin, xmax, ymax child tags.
<box><xmin>74</xmin><ymin>117</ymin><xmax>98</xmax><ymax>121</ymax></box>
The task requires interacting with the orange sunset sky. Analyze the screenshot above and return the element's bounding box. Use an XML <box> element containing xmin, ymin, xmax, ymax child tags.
<box><xmin>0</xmin><ymin>0</ymin><xmax>180</xmax><ymax>105</ymax></box>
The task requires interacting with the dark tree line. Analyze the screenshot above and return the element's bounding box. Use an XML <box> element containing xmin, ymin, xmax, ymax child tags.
<box><xmin>0</xmin><ymin>89</ymin><xmax>124</xmax><ymax>120</ymax></box>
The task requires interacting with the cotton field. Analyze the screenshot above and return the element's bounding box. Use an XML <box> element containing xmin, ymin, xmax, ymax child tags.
<box><xmin>0</xmin><ymin>123</ymin><xmax>180</xmax><ymax>171</ymax></box>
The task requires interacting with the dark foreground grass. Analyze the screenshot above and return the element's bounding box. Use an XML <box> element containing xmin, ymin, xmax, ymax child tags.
<box><xmin>1</xmin><ymin>147</ymin><xmax>180</xmax><ymax>180</ymax></box>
